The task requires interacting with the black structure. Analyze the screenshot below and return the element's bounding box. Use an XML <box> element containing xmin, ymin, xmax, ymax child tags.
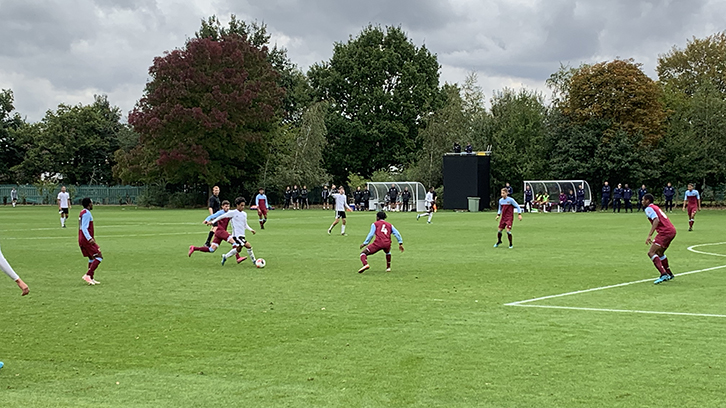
<box><xmin>443</xmin><ymin>153</ymin><xmax>491</xmax><ymax>211</ymax></box>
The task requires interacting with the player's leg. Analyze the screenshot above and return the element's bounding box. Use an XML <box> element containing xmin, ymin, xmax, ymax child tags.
<box><xmin>688</xmin><ymin>207</ymin><xmax>696</xmax><ymax>230</ymax></box>
<box><xmin>242</xmin><ymin>240</ymin><xmax>256</xmax><ymax>262</ymax></box>
<box><xmin>506</xmin><ymin>226</ymin><xmax>513</xmax><ymax>248</ymax></box>
<box><xmin>384</xmin><ymin>246</ymin><xmax>392</xmax><ymax>271</ymax></box>
<box><xmin>358</xmin><ymin>246</ymin><xmax>373</xmax><ymax>272</ymax></box>
<box><xmin>495</xmin><ymin>228</ymin><xmax>504</xmax><ymax>247</ymax></box>
<box><xmin>340</xmin><ymin>217</ymin><xmax>347</xmax><ymax>235</ymax></box>
<box><xmin>648</xmin><ymin>244</ymin><xmax>669</xmax><ymax>283</ymax></box>
<box><xmin>205</xmin><ymin>226</ymin><xmax>215</xmax><ymax>247</ymax></box>
<box><xmin>328</xmin><ymin>215</ymin><xmax>340</xmax><ymax>234</ymax></box>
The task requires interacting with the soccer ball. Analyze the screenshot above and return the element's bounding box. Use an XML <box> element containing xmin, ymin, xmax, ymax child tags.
<box><xmin>255</xmin><ymin>258</ymin><xmax>266</xmax><ymax>268</ymax></box>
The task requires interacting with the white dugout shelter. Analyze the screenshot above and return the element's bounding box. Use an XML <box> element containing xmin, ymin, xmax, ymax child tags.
<box><xmin>365</xmin><ymin>182</ymin><xmax>427</xmax><ymax>211</ymax></box>
<box><xmin>523</xmin><ymin>180</ymin><xmax>593</xmax><ymax>206</ymax></box>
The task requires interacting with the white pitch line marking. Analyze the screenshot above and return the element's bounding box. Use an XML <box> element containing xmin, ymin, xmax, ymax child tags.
<box><xmin>504</xmin><ymin>242</ymin><xmax>726</xmax><ymax>317</ymax></box>
<box><xmin>509</xmin><ymin>304</ymin><xmax>726</xmax><ymax>318</ymax></box>
<box><xmin>2</xmin><ymin>231</ymin><xmax>201</xmax><ymax>240</ymax></box>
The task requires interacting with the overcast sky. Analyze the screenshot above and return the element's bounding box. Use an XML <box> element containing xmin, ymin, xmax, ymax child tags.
<box><xmin>1</xmin><ymin>0</ymin><xmax>725</xmax><ymax>122</ymax></box>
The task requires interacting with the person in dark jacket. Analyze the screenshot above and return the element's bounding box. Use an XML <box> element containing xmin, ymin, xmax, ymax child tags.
<box><xmin>300</xmin><ymin>186</ymin><xmax>309</xmax><ymax>209</ymax></box>
<box><xmin>401</xmin><ymin>187</ymin><xmax>412</xmax><ymax>212</ymax></box>
<box><xmin>284</xmin><ymin>186</ymin><xmax>292</xmax><ymax>210</ymax></box>
<box><xmin>321</xmin><ymin>185</ymin><xmax>330</xmax><ymax>210</ymax></box>
<box><xmin>623</xmin><ymin>184</ymin><xmax>633</xmax><ymax>212</ymax></box>
<box><xmin>291</xmin><ymin>185</ymin><xmax>300</xmax><ymax>210</ymax></box>
<box><xmin>361</xmin><ymin>187</ymin><xmax>371</xmax><ymax>211</ymax></box>
<box><xmin>576</xmin><ymin>184</ymin><xmax>585</xmax><ymax>212</ymax></box>
<box><xmin>524</xmin><ymin>185</ymin><xmax>533</xmax><ymax>213</ymax></box>
<box><xmin>664</xmin><ymin>183</ymin><xmax>676</xmax><ymax>212</ymax></box>
<box><xmin>566</xmin><ymin>189</ymin><xmax>576</xmax><ymax>212</ymax></box>
<box><xmin>637</xmin><ymin>184</ymin><xmax>647</xmax><ymax>212</ymax></box>
<box><xmin>612</xmin><ymin>183</ymin><xmax>623</xmax><ymax>213</ymax></box>
<box><xmin>354</xmin><ymin>187</ymin><xmax>363</xmax><ymax>211</ymax></box>
<box><xmin>601</xmin><ymin>182</ymin><xmax>611</xmax><ymax>211</ymax></box>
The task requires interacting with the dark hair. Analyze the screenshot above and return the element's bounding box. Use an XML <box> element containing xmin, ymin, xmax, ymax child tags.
<box><xmin>376</xmin><ymin>211</ymin><xmax>387</xmax><ymax>220</ymax></box>
<box><xmin>82</xmin><ymin>197</ymin><xmax>92</xmax><ymax>208</ymax></box>
<box><xmin>221</xmin><ymin>200</ymin><xmax>230</xmax><ymax>206</ymax></box>
<box><xmin>235</xmin><ymin>197</ymin><xmax>246</xmax><ymax>206</ymax></box>
<box><xmin>642</xmin><ymin>193</ymin><xmax>655</xmax><ymax>204</ymax></box>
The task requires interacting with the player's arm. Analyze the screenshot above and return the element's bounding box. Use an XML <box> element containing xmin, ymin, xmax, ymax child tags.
<box><xmin>360</xmin><ymin>224</ymin><xmax>376</xmax><ymax>248</ymax></box>
<box><xmin>80</xmin><ymin>212</ymin><xmax>94</xmax><ymax>243</ymax></box>
<box><xmin>511</xmin><ymin>198</ymin><xmax>523</xmax><ymax>220</ymax></box>
<box><xmin>345</xmin><ymin>197</ymin><xmax>353</xmax><ymax>212</ymax></box>
<box><xmin>204</xmin><ymin>210</ymin><xmax>226</xmax><ymax>225</ymax></box>
<box><xmin>265</xmin><ymin>195</ymin><xmax>271</xmax><ymax>209</ymax></box>
<box><xmin>682</xmin><ymin>194</ymin><xmax>687</xmax><ymax>211</ymax></box>
<box><xmin>495</xmin><ymin>202</ymin><xmax>502</xmax><ymax>219</ymax></box>
<box><xmin>57</xmin><ymin>195</ymin><xmax>61</xmax><ymax>209</ymax></box>
<box><xmin>209</xmin><ymin>211</ymin><xmax>234</xmax><ymax>225</ymax></box>
<box><xmin>697</xmin><ymin>192</ymin><xmax>702</xmax><ymax>211</ymax></box>
<box><xmin>2</xmin><ymin>266</ymin><xmax>29</xmax><ymax>296</ymax></box>
<box><xmin>391</xmin><ymin>225</ymin><xmax>404</xmax><ymax>252</ymax></box>
<box><xmin>244</xmin><ymin>219</ymin><xmax>256</xmax><ymax>235</ymax></box>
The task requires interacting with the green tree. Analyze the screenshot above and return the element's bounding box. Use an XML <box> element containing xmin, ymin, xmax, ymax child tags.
<box><xmin>657</xmin><ymin>32</ymin><xmax>726</xmax><ymax>96</ymax></box>
<box><xmin>486</xmin><ymin>88</ymin><xmax>550</xmax><ymax>201</ymax></box>
<box><xmin>309</xmin><ymin>25</ymin><xmax>441</xmax><ymax>182</ymax></box>
<box><xmin>658</xmin><ymin>33</ymin><xmax>726</xmax><ymax>187</ymax></box>
<box><xmin>0</xmin><ymin>89</ymin><xmax>26</xmax><ymax>183</ymax></box>
<box><xmin>262</xmin><ymin>102</ymin><xmax>330</xmax><ymax>189</ymax></box>
<box><xmin>410</xmin><ymin>84</ymin><xmax>467</xmax><ymax>188</ymax></box>
<box><xmin>566</xmin><ymin>59</ymin><xmax>665</xmax><ymax>145</ymax></box>
<box><xmin>125</xmin><ymin>34</ymin><xmax>284</xmax><ymax>186</ymax></box>
<box><xmin>12</xmin><ymin>95</ymin><xmax>124</xmax><ymax>184</ymax></box>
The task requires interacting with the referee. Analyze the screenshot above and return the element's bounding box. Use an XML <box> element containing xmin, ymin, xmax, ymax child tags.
<box><xmin>205</xmin><ymin>186</ymin><xmax>221</xmax><ymax>247</ymax></box>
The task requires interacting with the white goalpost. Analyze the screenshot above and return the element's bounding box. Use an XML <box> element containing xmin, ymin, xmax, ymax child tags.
<box><xmin>523</xmin><ymin>180</ymin><xmax>593</xmax><ymax>211</ymax></box>
<box><xmin>365</xmin><ymin>182</ymin><xmax>427</xmax><ymax>212</ymax></box>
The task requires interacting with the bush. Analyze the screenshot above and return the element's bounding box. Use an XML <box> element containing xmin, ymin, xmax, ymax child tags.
<box><xmin>137</xmin><ymin>185</ymin><xmax>169</xmax><ymax>207</ymax></box>
<box><xmin>166</xmin><ymin>192</ymin><xmax>198</xmax><ymax>208</ymax></box>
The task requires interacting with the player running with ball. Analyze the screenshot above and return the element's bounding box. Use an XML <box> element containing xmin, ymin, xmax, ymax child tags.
<box><xmin>188</xmin><ymin>200</ymin><xmax>246</xmax><ymax>264</ymax></box>
<box><xmin>642</xmin><ymin>193</ymin><xmax>676</xmax><ymax>284</ymax></box>
<box><xmin>358</xmin><ymin>211</ymin><xmax>404</xmax><ymax>273</ymax></box>
<box><xmin>494</xmin><ymin>188</ymin><xmax>523</xmax><ymax>248</ymax></box>
<box><xmin>210</xmin><ymin>197</ymin><xmax>258</xmax><ymax>266</ymax></box>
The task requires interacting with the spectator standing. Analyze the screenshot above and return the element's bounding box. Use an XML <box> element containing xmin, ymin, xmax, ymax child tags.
<box><xmin>664</xmin><ymin>183</ymin><xmax>676</xmax><ymax>212</ymax></box>
<box><xmin>505</xmin><ymin>182</ymin><xmax>513</xmax><ymax>196</ymax></box>
<box><xmin>401</xmin><ymin>187</ymin><xmax>411</xmax><ymax>212</ymax></box>
<box><xmin>300</xmin><ymin>186</ymin><xmax>309</xmax><ymax>209</ymax></box>
<box><xmin>291</xmin><ymin>185</ymin><xmax>300</xmax><ymax>210</ymax></box>
<box><xmin>361</xmin><ymin>186</ymin><xmax>370</xmax><ymax>211</ymax></box>
<box><xmin>623</xmin><ymin>184</ymin><xmax>633</xmax><ymax>212</ymax></box>
<box><xmin>388</xmin><ymin>184</ymin><xmax>399</xmax><ymax>211</ymax></box>
<box><xmin>321</xmin><ymin>185</ymin><xmax>330</xmax><ymax>210</ymax></box>
<box><xmin>601</xmin><ymin>182</ymin><xmax>611</xmax><ymax>211</ymax></box>
<box><xmin>576</xmin><ymin>184</ymin><xmax>585</xmax><ymax>212</ymax></box>
<box><xmin>283</xmin><ymin>186</ymin><xmax>292</xmax><ymax>210</ymax></box>
<box><xmin>10</xmin><ymin>187</ymin><xmax>18</xmax><ymax>207</ymax></box>
<box><xmin>637</xmin><ymin>185</ymin><xmax>648</xmax><ymax>211</ymax></box>
<box><xmin>613</xmin><ymin>184</ymin><xmax>623</xmax><ymax>213</ymax></box>
<box><xmin>354</xmin><ymin>187</ymin><xmax>363</xmax><ymax>211</ymax></box>
<box><xmin>523</xmin><ymin>185</ymin><xmax>533</xmax><ymax>213</ymax></box>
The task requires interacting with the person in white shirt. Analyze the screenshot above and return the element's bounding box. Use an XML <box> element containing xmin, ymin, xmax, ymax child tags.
<box><xmin>57</xmin><ymin>186</ymin><xmax>71</xmax><ymax>228</ymax></box>
<box><xmin>210</xmin><ymin>197</ymin><xmax>258</xmax><ymax>266</ymax></box>
<box><xmin>416</xmin><ymin>187</ymin><xmax>436</xmax><ymax>224</ymax></box>
<box><xmin>327</xmin><ymin>185</ymin><xmax>353</xmax><ymax>235</ymax></box>
<box><xmin>10</xmin><ymin>188</ymin><xmax>18</xmax><ymax>208</ymax></box>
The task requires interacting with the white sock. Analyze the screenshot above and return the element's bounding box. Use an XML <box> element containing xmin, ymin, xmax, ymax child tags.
<box><xmin>225</xmin><ymin>248</ymin><xmax>238</xmax><ymax>258</ymax></box>
<box><xmin>246</xmin><ymin>248</ymin><xmax>255</xmax><ymax>261</ymax></box>
<box><xmin>341</xmin><ymin>225</ymin><xmax>346</xmax><ymax>234</ymax></box>
<box><xmin>428</xmin><ymin>213</ymin><xmax>433</xmax><ymax>222</ymax></box>
<box><xmin>61</xmin><ymin>217</ymin><xmax>64</xmax><ymax>226</ymax></box>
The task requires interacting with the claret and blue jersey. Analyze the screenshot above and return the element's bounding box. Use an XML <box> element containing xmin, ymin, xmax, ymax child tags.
<box><xmin>497</xmin><ymin>197</ymin><xmax>522</xmax><ymax>216</ymax></box>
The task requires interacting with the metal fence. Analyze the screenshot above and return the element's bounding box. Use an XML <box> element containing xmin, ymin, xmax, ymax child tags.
<box><xmin>0</xmin><ymin>185</ymin><xmax>142</xmax><ymax>205</ymax></box>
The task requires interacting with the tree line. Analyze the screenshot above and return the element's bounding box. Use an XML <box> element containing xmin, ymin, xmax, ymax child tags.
<box><xmin>1</xmin><ymin>16</ymin><xmax>725</xmax><ymax>206</ymax></box>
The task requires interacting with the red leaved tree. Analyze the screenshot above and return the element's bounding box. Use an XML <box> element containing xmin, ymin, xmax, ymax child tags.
<box><xmin>125</xmin><ymin>34</ymin><xmax>284</xmax><ymax>185</ymax></box>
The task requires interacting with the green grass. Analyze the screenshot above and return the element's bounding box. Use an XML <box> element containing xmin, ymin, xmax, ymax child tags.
<box><xmin>1</xmin><ymin>205</ymin><xmax>725</xmax><ymax>407</ymax></box>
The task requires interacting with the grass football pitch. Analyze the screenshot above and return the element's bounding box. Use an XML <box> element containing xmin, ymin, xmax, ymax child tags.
<box><xmin>1</xmin><ymin>205</ymin><xmax>725</xmax><ymax>407</ymax></box>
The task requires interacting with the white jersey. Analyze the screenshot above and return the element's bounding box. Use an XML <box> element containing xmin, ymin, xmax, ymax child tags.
<box><xmin>332</xmin><ymin>193</ymin><xmax>348</xmax><ymax>212</ymax></box>
<box><xmin>57</xmin><ymin>192</ymin><xmax>70</xmax><ymax>208</ymax></box>
<box><xmin>211</xmin><ymin>209</ymin><xmax>253</xmax><ymax>237</ymax></box>
<box><xmin>425</xmin><ymin>192</ymin><xmax>434</xmax><ymax>205</ymax></box>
